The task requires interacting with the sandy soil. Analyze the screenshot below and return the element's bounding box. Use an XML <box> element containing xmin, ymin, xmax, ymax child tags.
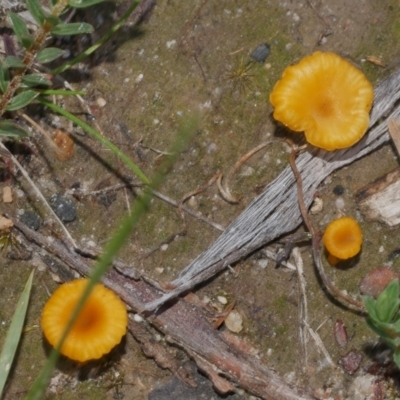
<box><xmin>2</xmin><ymin>0</ymin><xmax>400</xmax><ymax>399</ymax></box>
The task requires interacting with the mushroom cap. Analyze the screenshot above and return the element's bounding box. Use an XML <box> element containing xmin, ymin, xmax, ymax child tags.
<box><xmin>323</xmin><ymin>216</ymin><xmax>363</xmax><ymax>260</ymax></box>
<box><xmin>269</xmin><ymin>52</ymin><xmax>374</xmax><ymax>151</ymax></box>
<box><xmin>41</xmin><ymin>279</ymin><xmax>128</xmax><ymax>362</ymax></box>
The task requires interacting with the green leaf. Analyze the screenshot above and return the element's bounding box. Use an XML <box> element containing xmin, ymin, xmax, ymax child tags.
<box><xmin>8</xmin><ymin>12</ymin><xmax>34</xmax><ymax>48</ymax></box>
<box><xmin>21</xmin><ymin>35</ymin><xmax>35</xmax><ymax>50</ymax></box>
<box><xmin>394</xmin><ymin>348</ymin><xmax>400</xmax><ymax>368</ymax></box>
<box><xmin>0</xmin><ymin>121</ymin><xmax>30</xmax><ymax>138</ymax></box>
<box><xmin>26</xmin><ymin>0</ymin><xmax>49</xmax><ymax>25</ymax></box>
<box><xmin>393</xmin><ymin>319</ymin><xmax>400</xmax><ymax>333</ymax></box>
<box><xmin>0</xmin><ymin>65</ymin><xmax>10</xmax><ymax>93</ymax></box>
<box><xmin>36</xmin><ymin>47</ymin><xmax>65</xmax><ymax>63</ymax></box>
<box><xmin>51</xmin><ymin>22</ymin><xmax>93</xmax><ymax>36</ymax></box>
<box><xmin>6</xmin><ymin>90</ymin><xmax>39</xmax><ymax>111</ymax></box>
<box><xmin>363</xmin><ymin>295</ymin><xmax>378</xmax><ymax>321</ymax></box>
<box><xmin>365</xmin><ymin>317</ymin><xmax>393</xmax><ymax>338</ymax></box>
<box><xmin>22</xmin><ymin>74</ymin><xmax>52</xmax><ymax>88</ymax></box>
<box><xmin>0</xmin><ymin>270</ymin><xmax>34</xmax><ymax>397</ymax></box>
<box><xmin>68</xmin><ymin>0</ymin><xmax>105</xmax><ymax>7</ymax></box>
<box><xmin>4</xmin><ymin>56</ymin><xmax>25</xmax><ymax>69</ymax></box>
<box><xmin>376</xmin><ymin>279</ymin><xmax>400</xmax><ymax>323</ymax></box>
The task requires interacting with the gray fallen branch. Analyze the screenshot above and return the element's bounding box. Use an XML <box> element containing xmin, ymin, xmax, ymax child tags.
<box><xmin>144</xmin><ymin>66</ymin><xmax>400</xmax><ymax>311</ymax></box>
<box><xmin>12</xmin><ymin>219</ymin><xmax>313</xmax><ymax>400</ymax></box>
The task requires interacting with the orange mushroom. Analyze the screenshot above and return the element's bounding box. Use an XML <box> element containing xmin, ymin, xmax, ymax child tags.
<box><xmin>323</xmin><ymin>216</ymin><xmax>363</xmax><ymax>264</ymax></box>
<box><xmin>269</xmin><ymin>52</ymin><xmax>374</xmax><ymax>151</ymax></box>
<box><xmin>41</xmin><ymin>279</ymin><xmax>128</xmax><ymax>362</ymax></box>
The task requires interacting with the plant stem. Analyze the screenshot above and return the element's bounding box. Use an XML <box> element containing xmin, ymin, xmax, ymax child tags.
<box><xmin>0</xmin><ymin>0</ymin><xmax>70</xmax><ymax>118</ymax></box>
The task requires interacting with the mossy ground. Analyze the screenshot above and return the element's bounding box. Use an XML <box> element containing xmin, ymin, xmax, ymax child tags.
<box><xmin>2</xmin><ymin>0</ymin><xmax>400</xmax><ymax>398</ymax></box>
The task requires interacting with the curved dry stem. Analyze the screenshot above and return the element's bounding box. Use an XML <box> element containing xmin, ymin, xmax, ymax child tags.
<box><xmin>311</xmin><ymin>234</ymin><xmax>364</xmax><ymax>312</ymax></box>
<box><xmin>218</xmin><ymin>140</ymin><xmax>278</xmax><ymax>204</ymax></box>
<box><xmin>289</xmin><ymin>145</ymin><xmax>364</xmax><ymax>313</ymax></box>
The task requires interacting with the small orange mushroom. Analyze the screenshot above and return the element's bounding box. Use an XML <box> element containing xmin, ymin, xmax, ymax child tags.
<box><xmin>323</xmin><ymin>216</ymin><xmax>363</xmax><ymax>264</ymax></box>
<box><xmin>41</xmin><ymin>279</ymin><xmax>128</xmax><ymax>362</ymax></box>
<box><xmin>269</xmin><ymin>52</ymin><xmax>374</xmax><ymax>151</ymax></box>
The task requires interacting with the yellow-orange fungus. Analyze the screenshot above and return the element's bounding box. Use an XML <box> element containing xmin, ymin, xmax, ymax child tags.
<box><xmin>323</xmin><ymin>217</ymin><xmax>363</xmax><ymax>260</ymax></box>
<box><xmin>41</xmin><ymin>279</ymin><xmax>128</xmax><ymax>362</ymax></box>
<box><xmin>269</xmin><ymin>52</ymin><xmax>374</xmax><ymax>151</ymax></box>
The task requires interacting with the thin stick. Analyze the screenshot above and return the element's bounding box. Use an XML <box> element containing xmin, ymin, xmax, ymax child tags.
<box><xmin>74</xmin><ymin>182</ymin><xmax>225</xmax><ymax>231</ymax></box>
<box><xmin>152</xmin><ymin>189</ymin><xmax>225</xmax><ymax>231</ymax></box>
<box><xmin>0</xmin><ymin>142</ymin><xmax>77</xmax><ymax>249</ymax></box>
<box><xmin>303</xmin><ymin>320</ymin><xmax>336</xmax><ymax>369</ymax></box>
<box><xmin>292</xmin><ymin>247</ymin><xmax>309</xmax><ymax>372</ymax></box>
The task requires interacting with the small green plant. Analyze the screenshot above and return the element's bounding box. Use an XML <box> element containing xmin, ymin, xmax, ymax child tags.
<box><xmin>364</xmin><ymin>278</ymin><xmax>400</xmax><ymax>367</ymax></box>
<box><xmin>0</xmin><ymin>0</ymin><xmax>149</xmax><ymax>184</ymax></box>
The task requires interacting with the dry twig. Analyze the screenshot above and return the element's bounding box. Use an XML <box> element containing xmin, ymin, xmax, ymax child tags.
<box><xmin>12</xmin><ymin>218</ymin><xmax>313</xmax><ymax>400</ymax></box>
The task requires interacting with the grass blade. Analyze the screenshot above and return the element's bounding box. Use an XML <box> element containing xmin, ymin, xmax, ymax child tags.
<box><xmin>0</xmin><ymin>270</ymin><xmax>34</xmax><ymax>396</ymax></box>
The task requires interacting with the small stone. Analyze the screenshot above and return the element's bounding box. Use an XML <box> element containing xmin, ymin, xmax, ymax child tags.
<box><xmin>338</xmin><ymin>350</ymin><xmax>362</xmax><ymax>375</ymax></box>
<box><xmin>133</xmin><ymin>314</ymin><xmax>143</xmax><ymax>322</ymax></box>
<box><xmin>250</xmin><ymin>43</ymin><xmax>271</xmax><ymax>63</ymax></box>
<box><xmin>217</xmin><ymin>296</ymin><xmax>228</xmax><ymax>305</ymax></box>
<box><xmin>3</xmin><ymin>186</ymin><xmax>12</xmax><ymax>203</ymax></box>
<box><xmin>0</xmin><ymin>216</ymin><xmax>13</xmax><ymax>230</ymax></box>
<box><xmin>20</xmin><ymin>210</ymin><xmax>41</xmax><ymax>231</ymax></box>
<box><xmin>225</xmin><ymin>310</ymin><xmax>243</xmax><ymax>333</ymax></box>
<box><xmin>49</xmin><ymin>194</ymin><xmax>76</xmax><ymax>222</ymax></box>
<box><xmin>188</xmin><ymin>196</ymin><xmax>198</xmax><ymax>209</ymax></box>
<box><xmin>334</xmin><ymin>318</ymin><xmax>348</xmax><ymax>348</ymax></box>
<box><xmin>359</xmin><ymin>266</ymin><xmax>399</xmax><ymax>298</ymax></box>
<box><xmin>160</xmin><ymin>244</ymin><xmax>168</xmax><ymax>251</ymax></box>
<box><xmin>335</xmin><ymin>197</ymin><xmax>345</xmax><ymax>211</ymax></box>
<box><xmin>96</xmin><ymin>97</ymin><xmax>107</xmax><ymax>107</ymax></box>
<box><xmin>166</xmin><ymin>40</ymin><xmax>176</xmax><ymax>49</ymax></box>
<box><xmin>241</xmin><ymin>166</ymin><xmax>255</xmax><ymax>177</ymax></box>
<box><xmin>206</xmin><ymin>143</ymin><xmax>217</xmax><ymax>154</ymax></box>
<box><xmin>310</xmin><ymin>197</ymin><xmax>323</xmax><ymax>214</ymax></box>
<box><xmin>333</xmin><ymin>184</ymin><xmax>345</xmax><ymax>195</ymax></box>
<box><xmin>257</xmin><ymin>259</ymin><xmax>269</xmax><ymax>269</ymax></box>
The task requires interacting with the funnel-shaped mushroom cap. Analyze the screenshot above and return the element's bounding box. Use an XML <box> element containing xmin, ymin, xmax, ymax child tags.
<box><xmin>323</xmin><ymin>216</ymin><xmax>363</xmax><ymax>260</ymax></box>
<box><xmin>41</xmin><ymin>279</ymin><xmax>128</xmax><ymax>362</ymax></box>
<box><xmin>269</xmin><ymin>52</ymin><xmax>374</xmax><ymax>151</ymax></box>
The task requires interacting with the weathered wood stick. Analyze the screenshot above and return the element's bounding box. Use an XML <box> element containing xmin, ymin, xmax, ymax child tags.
<box><xmin>143</xmin><ymin>67</ymin><xmax>400</xmax><ymax>312</ymax></box>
